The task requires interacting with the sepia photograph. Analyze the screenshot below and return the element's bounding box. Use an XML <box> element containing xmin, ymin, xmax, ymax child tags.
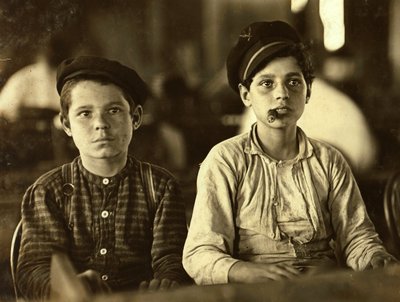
<box><xmin>0</xmin><ymin>0</ymin><xmax>400</xmax><ymax>301</ymax></box>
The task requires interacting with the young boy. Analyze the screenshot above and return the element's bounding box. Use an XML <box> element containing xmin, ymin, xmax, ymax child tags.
<box><xmin>16</xmin><ymin>56</ymin><xmax>189</xmax><ymax>300</ymax></box>
<box><xmin>183</xmin><ymin>21</ymin><xmax>396</xmax><ymax>284</ymax></box>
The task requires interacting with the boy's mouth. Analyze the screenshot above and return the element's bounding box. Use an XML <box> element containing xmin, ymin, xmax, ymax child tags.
<box><xmin>93</xmin><ymin>137</ymin><xmax>114</xmax><ymax>143</ymax></box>
<box><xmin>276</xmin><ymin>107</ymin><xmax>289</xmax><ymax>114</ymax></box>
<box><xmin>267</xmin><ymin>107</ymin><xmax>290</xmax><ymax>123</ymax></box>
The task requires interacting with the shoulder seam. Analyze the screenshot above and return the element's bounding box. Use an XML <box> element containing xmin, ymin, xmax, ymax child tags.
<box><xmin>145</xmin><ymin>162</ymin><xmax>176</xmax><ymax>180</ymax></box>
<box><xmin>32</xmin><ymin>166</ymin><xmax>62</xmax><ymax>187</ymax></box>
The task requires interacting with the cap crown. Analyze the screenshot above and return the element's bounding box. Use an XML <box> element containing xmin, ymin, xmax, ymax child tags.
<box><xmin>226</xmin><ymin>21</ymin><xmax>302</xmax><ymax>93</ymax></box>
<box><xmin>57</xmin><ymin>56</ymin><xmax>148</xmax><ymax>105</ymax></box>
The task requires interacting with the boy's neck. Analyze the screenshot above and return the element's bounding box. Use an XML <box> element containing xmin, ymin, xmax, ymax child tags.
<box><xmin>80</xmin><ymin>154</ymin><xmax>128</xmax><ymax>177</ymax></box>
<box><xmin>256</xmin><ymin>124</ymin><xmax>299</xmax><ymax>161</ymax></box>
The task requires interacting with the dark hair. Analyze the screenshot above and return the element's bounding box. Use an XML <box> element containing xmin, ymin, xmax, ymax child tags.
<box><xmin>60</xmin><ymin>74</ymin><xmax>136</xmax><ymax>121</ymax></box>
<box><xmin>241</xmin><ymin>42</ymin><xmax>314</xmax><ymax>96</ymax></box>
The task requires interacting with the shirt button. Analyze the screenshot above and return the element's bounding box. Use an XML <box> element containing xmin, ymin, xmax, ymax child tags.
<box><xmin>100</xmin><ymin>248</ymin><xmax>107</xmax><ymax>255</ymax></box>
<box><xmin>101</xmin><ymin>210</ymin><xmax>109</xmax><ymax>218</ymax></box>
<box><xmin>102</xmin><ymin>178</ymin><xmax>110</xmax><ymax>185</ymax></box>
<box><xmin>273</xmin><ymin>202</ymin><xmax>279</xmax><ymax>206</ymax></box>
<box><xmin>101</xmin><ymin>274</ymin><xmax>108</xmax><ymax>281</ymax></box>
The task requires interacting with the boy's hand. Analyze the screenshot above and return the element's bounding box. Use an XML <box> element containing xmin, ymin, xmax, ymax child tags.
<box><xmin>228</xmin><ymin>261</ymin><xmax>301</xmax><ymax>283</ymax></box>
<box><xmin>368</xmin><ymin>252</ymin><xmax>398</xmax><ymax>269</ymax></box>
<box><xmin>139</xmin><ymin>278</ymin><xmax>179</xmax><ymax>291</ymax></box>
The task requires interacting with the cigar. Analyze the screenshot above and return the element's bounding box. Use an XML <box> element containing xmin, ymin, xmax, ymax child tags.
<box><xmin>267</xmin><ymin>109</ymin><xmax>277</xmax><ymax>123</ymax></box>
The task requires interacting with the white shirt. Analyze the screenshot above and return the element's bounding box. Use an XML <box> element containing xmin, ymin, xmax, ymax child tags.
<box><xmin>183</xmin><ymin>125</ymin><xmax>389</xmax><ymax>284</ymax></box>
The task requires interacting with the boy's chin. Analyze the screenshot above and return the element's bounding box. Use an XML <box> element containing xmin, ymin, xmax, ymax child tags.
<box><xmin>82</xmin><ymin>150</ymin><xmax>126</xmax><ymax>160</ymax></box>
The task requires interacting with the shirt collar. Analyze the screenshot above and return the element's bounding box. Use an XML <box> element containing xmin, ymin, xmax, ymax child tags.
<box><xmin>244</xmin><ymin>123</ymin><xmax>313</xmax><ymax>162</ymax></box>
<box><xmin>77</xmin><ymin>156</ymin><xmax>133</xmax><ymax>187</ymax></box>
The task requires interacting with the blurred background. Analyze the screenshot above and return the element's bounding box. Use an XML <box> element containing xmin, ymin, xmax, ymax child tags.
<box><xmin>1</xmin><ymin>0</ymin><xmax>400</xmax><ymax>299</ymax></box>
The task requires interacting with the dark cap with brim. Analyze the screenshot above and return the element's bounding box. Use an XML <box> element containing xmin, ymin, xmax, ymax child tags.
<box><xmin>56</xmin><ymin>56</ymin><xmax>149</xmax><ymax>105</ymax></box>
<box><xmin>226</xmin><ymin>21</ymin><xmax>302</xmax><ymax>94</ymax></box>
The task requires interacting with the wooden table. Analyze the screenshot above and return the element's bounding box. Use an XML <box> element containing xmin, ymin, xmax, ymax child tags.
<box><xmin>90</xmin><ymin>266</ymin><xmax>400</xmax><ymax>302</ymax></box>
<box><xmin>48</xmin><ymin>237</ymin><xmax>400</xmax><ymax>302</ymax></box>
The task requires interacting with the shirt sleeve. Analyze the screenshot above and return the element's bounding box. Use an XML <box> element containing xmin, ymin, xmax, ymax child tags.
<box><xmin>151</xmin><ymin>176</ymin><xmax>190</xmax><ymax>283</ymax></box>
<box><xmin>328</xmin><ymin>151</ymin><xmax>391</xmax><ymax>270</ymax></box>
<box><xmin>17</xmin><ymin>183</ymin><xmax>69</xmax><ymax>301</ymax></box>
<box><xmin>183</xmin><ymin>148</ymin><xmax>240</xmax><ymax>285</ymax></box>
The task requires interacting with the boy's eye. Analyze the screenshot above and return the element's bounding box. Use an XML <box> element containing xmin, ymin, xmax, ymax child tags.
<box><xmin>109</xmin><ymin>107</ymin><xmax>121</xmax><ymax>114</ymax></box>
<box><xmin>78</xmin><ymin>111</ymin><xmax>91</xmax><ymax>117</ymax></box>
<box><xmin>260</xmin><ymin>80</ymin><xmax>274</xmax><ymax>88</ymax></box>
<box><xmin>288</xmin><ymin>79</ymin><xmax>301</xmax><ymax>86</ymax></box>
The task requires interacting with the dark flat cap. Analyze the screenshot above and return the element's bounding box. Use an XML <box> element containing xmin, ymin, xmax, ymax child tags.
<box><xmin>57</xmin><ymin>56</ymin><xmax>149</xmax><ymax>105</ymax></box>
<box><xmin>226</xmin><ymin>21</ymin><xmax>302</xmax><ymax>93</ymax></box>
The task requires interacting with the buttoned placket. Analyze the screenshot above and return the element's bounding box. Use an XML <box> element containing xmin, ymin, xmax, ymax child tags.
<box><xmin>273</xmin><ymin>161</ymin><xmax>283</xmax><ymax>238</ymax></box>
<box><xmin>273</xmin><ymin>160</ymin><xmax>284</xmax><ymax>209</ymax></box>
<box><xmin>97</xmin><ymin>177</ymin><xmax>116</xmax><ymax>279</ymax></box>
<box><xmin>264</xmin><ymin>159</ymin><xmax>279</xmax><ymax>239</ymax></box>
<box><xmin>99</xmin><ymin>179</ymin><xmax>110</xmax><ymax>259</ymax></box>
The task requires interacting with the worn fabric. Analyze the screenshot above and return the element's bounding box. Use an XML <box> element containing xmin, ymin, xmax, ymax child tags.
<box><xmin>183</xmin><ymin>124</ymin><xmax>389</xmax><ymax>285</ymax></box>
<box><xmin>17</xmin><ymin>156</ymin><xmax>188</xmax><ymax>300</ymax></box>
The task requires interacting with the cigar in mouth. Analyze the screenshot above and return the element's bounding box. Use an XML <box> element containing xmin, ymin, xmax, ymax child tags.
<box><xmin>267</xmin><ymin>109</ymin><xmax>278</xmax><ymax>123</ymax></box>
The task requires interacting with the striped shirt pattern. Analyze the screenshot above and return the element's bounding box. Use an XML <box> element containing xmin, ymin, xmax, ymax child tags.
<box><xmin>17</xmin><ymin>156</ymin><xmax>189</xmax><ymax>300</ymax></box>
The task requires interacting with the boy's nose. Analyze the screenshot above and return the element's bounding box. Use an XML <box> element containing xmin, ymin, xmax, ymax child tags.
<box><xmin>94</xmin><ymin>115</ymin><xmax>110</xmax><ymax>130</ymax></box>
<box><xmin>274</xmin><ymin>83</ymin><xmax>289</xmax><ymax>100</ymax></box>
<box><xmin>96</xmin><ymin>124</ymin><xmax>110</xmax><ymax>130</ymax></box>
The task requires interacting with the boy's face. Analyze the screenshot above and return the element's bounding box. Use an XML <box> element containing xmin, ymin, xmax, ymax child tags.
<box><xmin>62</xmin><ymin>80</ymin><xmax>139</xmax><ymax>161</ymax></box>
<box><xmin>239</xmin><ymin>56</ymin><xmax>307</xmax><ymax>130</ymax></box>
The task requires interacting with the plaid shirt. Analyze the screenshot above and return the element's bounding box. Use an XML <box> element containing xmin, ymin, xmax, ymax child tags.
<box><xmin>17</xmin><ymin>156</ymin><xmax>189</xmax><ymax>300</ymax></box>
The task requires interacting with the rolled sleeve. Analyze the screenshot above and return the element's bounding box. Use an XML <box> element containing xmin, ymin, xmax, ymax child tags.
<box><xmin>212</xmin><ymin>257</ymin><xmax>241</xmax><ymax>284</ymax></box>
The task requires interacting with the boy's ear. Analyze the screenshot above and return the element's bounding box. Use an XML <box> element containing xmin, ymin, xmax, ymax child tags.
<box><xmin>238</xmin><ymin>83</ymin><xmax>251</xmax><ymax>107</ymax></box>
<box><xmin>132</xmin><ymin>105</ymin><xmax>143</xmax><ymax>130</ymax></box>
<box><xmin>60</xmin><ymin>114</ymin><xmax>72</xmax><ymax>137</ymax></box>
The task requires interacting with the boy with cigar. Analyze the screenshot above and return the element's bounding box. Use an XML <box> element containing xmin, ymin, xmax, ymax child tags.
<box><xmin>183</xmin><ymin>21</ymin><xmax>396</xmax><ymax>284</ymax></box>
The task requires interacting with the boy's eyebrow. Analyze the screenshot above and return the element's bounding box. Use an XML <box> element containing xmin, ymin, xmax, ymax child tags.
<box><xmin>256</xmin><ymin>73</ymin><xmax>275</xmax><ymax>78</ymax></box>
<box><xmin>255</xmin><ymin>71</ymin><xmax>303</xmax><ymax>79</ymax></box>
<box><xmin>71</xmin><ymin>105</ymin><xmax>92</xmax><ymax>111</ymax></box>
<box><xmin>107</xmin><ymin>101</ymin><xmax>127</xmax><ymax>106</ymax></box>
<box><xmin>71</xmin><ymin>100</ymin><xmax>127</xmax><ymax>111</ymax></box>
